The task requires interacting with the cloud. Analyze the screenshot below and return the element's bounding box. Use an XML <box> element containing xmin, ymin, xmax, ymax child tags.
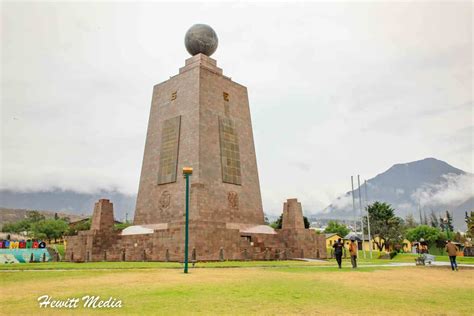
<box><xmin>326</xmin><ymin>194</ymin><xmax>353</xmax><ymax>212</ymax></box>
<box><xmin>411</xmin><ymin>173</ymin><xmax>474</xmax><ymax>207</ymax></box>
<box><xmin>1</xmin><ymin>1</ymin><xmax>472</xmax><ymax>214</ymax></box>
<box><xmin>397</xmin><ymin>203</ymin><xmax>414</xmax><ymax>213</ymax></box>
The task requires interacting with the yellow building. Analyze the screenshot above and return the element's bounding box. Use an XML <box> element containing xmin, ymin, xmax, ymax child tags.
<box><xmin>347</xmin><ymin>236</ymin><xmax>412</xmax><ymax>253</ymax></box>
<box><xmin>325</xmin><ymin>233</ymin><xmax>343</xmax><ymax>249</ymax></box>
<box><xmin>325</xmin><ymin>233</ymin><xmax>413</xmax><ymax>255</ymax></box>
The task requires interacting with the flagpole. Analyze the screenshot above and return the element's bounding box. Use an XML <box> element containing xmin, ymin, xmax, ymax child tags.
<box><xmin>357</xmin><ymin>175</ymin><xmax>366</xmax><ymax>259</ymax></box>
<box><xmin>364</xmin><ymin>180</ymin><xmax>373</xmax><ymax>259</ymax></box>
<box><xmin>351</xmin><ymin>176</ymin><xmax>357</xmax><ymax>233</ymax></box>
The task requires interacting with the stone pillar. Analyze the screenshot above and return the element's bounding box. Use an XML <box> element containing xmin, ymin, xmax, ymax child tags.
<box><xmin>90</xmin><ymin>199</ymin><xmax>115</xmax><ymax>231</ymax></box>
<box><xmin>281</xmin><ymin>198</ymin><xmax>305</xmax><ymax>230</ymax></box>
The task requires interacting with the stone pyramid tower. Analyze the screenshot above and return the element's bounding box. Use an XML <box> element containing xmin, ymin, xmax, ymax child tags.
<box><xmin>65</xmin><ymin>24</ymin><xmax>326</xmax><ymax>262</ymax></box>
<box><xmin>134</xmin><ymin>25</ymin><xmax>264</xmax><ymax>228</ymax></box>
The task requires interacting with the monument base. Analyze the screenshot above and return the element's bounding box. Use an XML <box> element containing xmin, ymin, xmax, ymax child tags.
<box><xmin>65</xmin><ymin>199</ymin><xmax>326</xmax><ymax>262</ymax></box>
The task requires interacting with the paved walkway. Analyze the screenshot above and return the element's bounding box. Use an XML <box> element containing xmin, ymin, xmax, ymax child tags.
<box><xmin>302</xmin><ymin>257</ymin><xmax>474</xmax><ymax>266</ymax></box>
<box><xmin>1</xmin><ymin>261</ymin><xmax>473</xmax><ymax>272</ymax></box>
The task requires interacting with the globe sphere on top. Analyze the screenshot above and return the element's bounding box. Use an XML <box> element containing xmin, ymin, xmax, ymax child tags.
<box><xmin>185</xmin><ymin>24</ymin><xmax>218</xmax><ymax>57</ymax></box>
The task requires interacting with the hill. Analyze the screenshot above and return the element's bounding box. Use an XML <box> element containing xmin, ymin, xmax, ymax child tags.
<box><xmin>0</xmin><ymin>208</ymin><xmax>87</xmax><ymax>229</ymax></box>
<box><xmin>319</xmin><ymin>158</ymin><xmax>473</xmax><ymax>230</ymax></box>
<box><xmin>0</xmin><ymin>189</ymin><xmax>136</xmax><ymax>222</ymax></box>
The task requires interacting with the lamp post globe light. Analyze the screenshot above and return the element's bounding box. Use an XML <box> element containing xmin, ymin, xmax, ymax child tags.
<box><xmin>443</xmin><ymin>217</ymin><xmax>450</xmax><ymax>240</ymax></box>
<box><xmin>183</xmin><ymin>167</ymin><xmax>193</xmax><ymax>273</ymax></box>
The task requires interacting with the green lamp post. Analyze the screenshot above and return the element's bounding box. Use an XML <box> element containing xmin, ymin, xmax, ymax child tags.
<box><xmin>183</xmin><ymin>167</ymin><xmax>193</xmax><ymax>273</ymax></box>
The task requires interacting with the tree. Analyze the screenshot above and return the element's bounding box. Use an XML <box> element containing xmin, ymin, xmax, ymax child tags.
<box><xmin>303</xmin><ymin>217</ymin><xmax>310</xmax><ymax>229</ymax></box>
<box><xmin>1</xmin><ymin>211</ymin><xmax>46</xmax><ymax>235</ymax></box>
<box><xmin>466</xmin><ymin>211</ymin><xmax>474</xmax><ymax>238</ymax></box>
<box><xmin>406</xmin><ymin>225</ymin><xmax>440</xmax><ymax>245</ymax></box>
<box><xmin>445</xmin><ymin>211</ymin><xmax>454</xmax><ymax>232</ymax></box>
<box><xmin>324</xmin><ymin>220</ymin><xmax>349</xmax><ymax>237</ymax></box>
<box><xmin>270</xmin><ymin>215</ymin><xmax>283</xmax><ymax>229</ymax></box>
<box><xmin>26</xmin><ymin>210</ymin><xmax>45</xmax><ymax>223</ymax></box>
<box><xmin>439</xmin><ymin>216</ymin><xmax>445</xmax><ymax>230</ymax></box>
<box><xmin>31</xmin><ymin>219</ymin><xmax>69</xmax><ymax>243</ymax></box>
<box><xmin>364</xmin><ymin>202</ymin><xmax>403</xmax><ymax>251</ymax></box>
<box><xmin>439</xmin><ymin>211</ymin><xmax>454</xmax><ymax>239</ymax></box>
<box><xmin>429</xmin><ymin>210</ymin><xmax>439</xmax><ymax>228</ymax></box>
<box><xmin>66</xmin><ymin>218</ymin><xmax>91</xmax><ymax>236</ymax></box>
<box><xmin>2</xmin><ymin>220</ymin><xmax>31</xmax><ymax>234</ymax></box>
<box><xmin>404</xmin><ymin>214</ymin><xmax>417</xmax><ymax>229</ymax></box>
<box><xmin>422</xmin><ymin>210</ymin><xmax>428</xmax><ymax>226</ymax></box>
<box><xmin>435</xmin><ymin>231</ymin><xmax>448</xmax><ymax>250</ymax></box>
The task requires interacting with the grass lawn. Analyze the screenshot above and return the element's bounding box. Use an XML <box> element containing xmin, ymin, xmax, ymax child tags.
<box><xmin>1</xmin><ymin>261</ymin><xmax>473</xmax><ymax>315</ymax></box>
<box><xmin>54</xmin><ymin>244</ymin><xmax>65</xmax><ymax>258</ymax></box>
<box><xmin>0</xmin><ymin>260</ymin><xmax>330</xmax><ymax>271</ymax></box>
<box><xmin>1</xmin><ymin>253</ymin><xmax>473</xmax><ymax>271</ymax></box>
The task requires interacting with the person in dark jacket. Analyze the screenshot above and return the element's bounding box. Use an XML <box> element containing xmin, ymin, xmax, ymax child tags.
<box><xmin>333</xmin><ymin>238</ymin><xmax>344</xmax><ymax>269</ymax></box>
<box><xmin>445</xmin><ymin>240</ymin><xmax>459</xmax><ymax>271</ymax></box>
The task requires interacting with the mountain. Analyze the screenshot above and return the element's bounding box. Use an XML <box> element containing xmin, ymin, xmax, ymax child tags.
<box><xmin>1</xmin><ymin>158</ymin><xmax>471</xmax><ymax>230</ymax></box>
<box><xmin>319</xmin><ymin>158</ymin><xmax>473</xmax><ymax>231</ymax></box>
<box><xmin>0</xmin><ymin>189</ymin><xmax>136</xmax><ymax>221</ymax></box>
<box><xmin>0</xmin><ymin>208</ymin><xmax>87</xmax><ymax>229</ymax></box>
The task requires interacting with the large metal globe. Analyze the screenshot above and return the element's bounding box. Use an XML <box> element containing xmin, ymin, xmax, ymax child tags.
<box><xmin>184</xmin><ymin>24</ymin><xmax>218</xmax><ymax>57</ymax></box>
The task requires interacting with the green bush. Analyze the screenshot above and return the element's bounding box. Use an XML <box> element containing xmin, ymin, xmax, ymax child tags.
<box><xmin>324</xmin><ymin>221</ymin><xmax>349</xmax><ymax>237</ymax></box>
<box><xmin>114</xmin><ymin>222</ymin><xmax>132</xmax><ymax>230</ymax></box>
<box><xmin>30</xmin><ymin>219</ymin><xmax>69</xmax><ymax>243</ymax></box>
<box><xmin>406</xmin><ymin>225</ymin><xmax>440</xmax><ymax>245</ymax></box>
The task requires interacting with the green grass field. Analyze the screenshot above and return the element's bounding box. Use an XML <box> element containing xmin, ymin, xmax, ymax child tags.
<box><xmin>2</xmin><ymin>252</ymin><xmax>473</xmax><ymax>271</ymax></box>
<box><xmin>1</xmin><ymin>256</ymin><xmax>473</xmax><ymax>315</ymax></box>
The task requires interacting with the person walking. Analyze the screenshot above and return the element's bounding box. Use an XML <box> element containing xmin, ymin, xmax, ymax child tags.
<box><xmin>333</xmin><ymin>238</ymin><xmax>344</xmax><ymax>269</ymax></box>
<box><xmin>349</xmin><ymin>239</ymin><xmax>358</xmax><ymax>268</ymax></box>
<box><xmin>445</xmin><ymin>240</ymin><xmax>459</xmax><ymax>271</ymax></box>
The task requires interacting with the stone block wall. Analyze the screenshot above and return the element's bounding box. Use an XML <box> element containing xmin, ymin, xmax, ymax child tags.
<box><xmin>66</xmin><ymin>197</ymin><xmax>327</xmax><ymax>262</ymax></box>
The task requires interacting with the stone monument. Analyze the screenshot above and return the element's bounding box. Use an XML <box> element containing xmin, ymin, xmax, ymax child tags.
<box><xmin>65</xmin><ymin>24</ymin><xmax>326</xmax><ymax>262</ymax></box>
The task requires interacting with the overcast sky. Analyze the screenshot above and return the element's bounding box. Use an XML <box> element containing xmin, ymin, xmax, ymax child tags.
<box><xmin>1</xmin><ymin>1</ymin><xmax>472</xmax><ymax>215</ymax></box>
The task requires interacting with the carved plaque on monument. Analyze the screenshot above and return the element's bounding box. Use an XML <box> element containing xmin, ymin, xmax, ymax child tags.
<box><xmin>219</xmin><ymin>117</ymin><xmax>241</xmax><ymax>185</ymax></box>
<box><xmin>228</xmin><ymin>191</ymin><xmax>239</xmax><ymax>209</ymax></box>
<box><xmin>157</xmin><ymin>116</ymin><xmax>181</xmax><ymax>184</ymax></box>
<box><xmin>159</xmin><ymin>191</ymin><xmax>171</xmax><ymax>210</ymax></box>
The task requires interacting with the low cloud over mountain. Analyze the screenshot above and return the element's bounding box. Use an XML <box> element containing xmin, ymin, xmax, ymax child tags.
<box><xmin>1</xmin><ymin>158</ymin><xmax>471</xmax><ymax>230</ymax></box>
<box><xmin>0</xmin><ymin>189</ymin><xmax>135</xmax><ymax>221</ymax></box>
<box><xmin>319</xmin><ymin>158</ymin><xmax>473</xmax><ymax>230</ymax></box>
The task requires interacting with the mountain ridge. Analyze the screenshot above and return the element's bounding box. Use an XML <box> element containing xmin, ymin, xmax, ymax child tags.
<box><xmin>318</xmin><ymin>158</ymin><xmax>472</xmax><ymax>230</ymax></box>
<box><xmin>1</xmin><ymin>158</ymin><xmax>471</xmax><ymax>230</ymax></box>
<box><xmin>0</xmin><ymin>189</ymin><xmax>136</xmax><ymax>221</ymax></box>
